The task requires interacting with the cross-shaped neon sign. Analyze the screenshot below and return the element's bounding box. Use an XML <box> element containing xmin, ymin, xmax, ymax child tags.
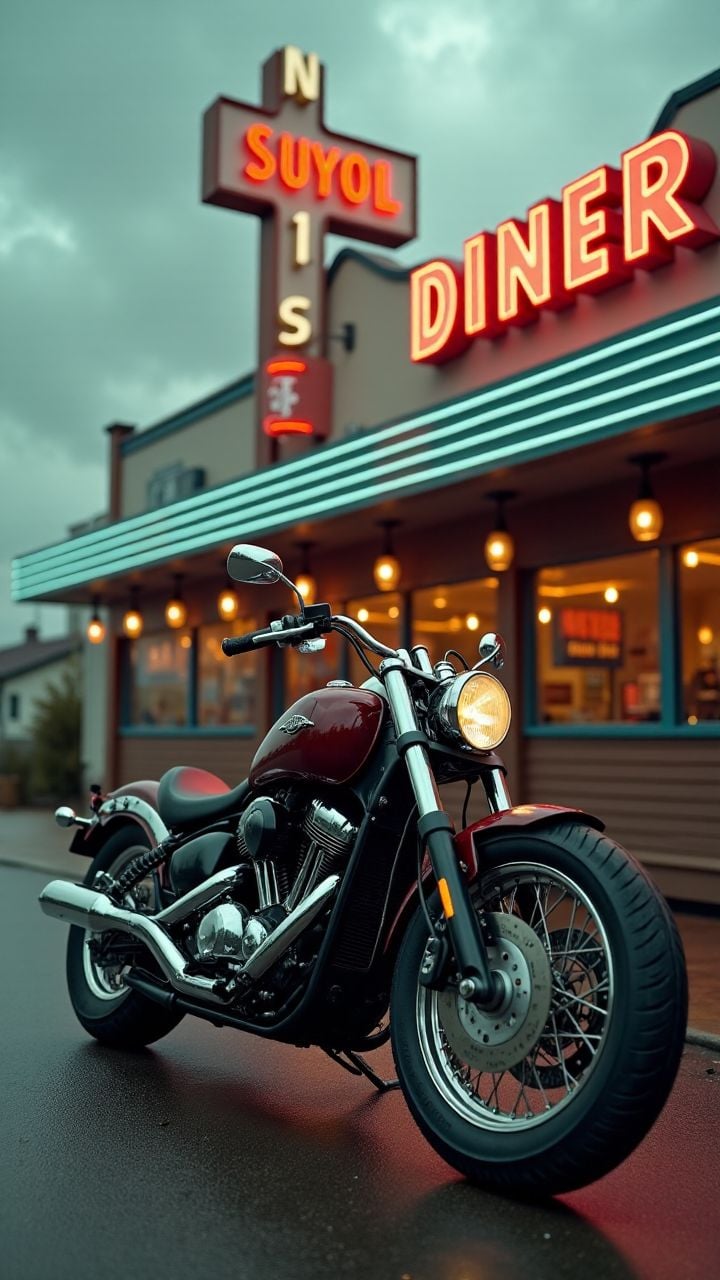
<box><xmin>202</xmin><ymin>45</ymin><xmax>417</xmax><ymax>463</ymax></box>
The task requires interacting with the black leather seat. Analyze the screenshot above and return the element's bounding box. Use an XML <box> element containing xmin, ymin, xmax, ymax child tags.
<box><xmin>157</xmin><ymin>766</ymin><xmax>251</xmax><ymax>829</ymax></box>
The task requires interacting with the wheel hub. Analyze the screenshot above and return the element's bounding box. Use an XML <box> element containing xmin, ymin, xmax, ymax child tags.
<box><xmin>436</xmin><ymin>913</ymin><xmax>552</xmax><ymax>1072</ymax></box>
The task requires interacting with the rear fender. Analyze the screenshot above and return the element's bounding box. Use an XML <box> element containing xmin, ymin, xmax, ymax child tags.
<box><xmin>384</xmin><ymin>804</ymin><xmax>603</xmax><ymax>956</ymax></box>
<box><xmin>69</xmin><ymin>780</ymin><xmax>167</xmax><ymax>856</ymax></box>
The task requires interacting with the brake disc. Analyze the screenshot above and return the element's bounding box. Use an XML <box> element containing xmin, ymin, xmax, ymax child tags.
<box><xmin>436</xmin><ymin>912</ymin><xmax>552</xmax><ymax>1073</ymax></box>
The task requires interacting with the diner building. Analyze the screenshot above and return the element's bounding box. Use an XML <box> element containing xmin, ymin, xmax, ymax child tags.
<box><xmin>12</xmin><ymin>63</ymin><xmax>720</xmax><ymax>904</ymax></box>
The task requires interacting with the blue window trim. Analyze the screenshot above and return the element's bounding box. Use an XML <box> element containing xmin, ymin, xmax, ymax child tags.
<box><xmin>120</xmin><ymin>625</ymin><xmax>258</xmax><ymax>736</ymax></box>
<box><xmin>119</xmin><ymin>726</ymin><xmax>257</xmax><ymax>739</ymax></box>
<box><xmin>524</xmin><ymin>540</ymin><xmax>720</xmax><ymax>738</ymax></box>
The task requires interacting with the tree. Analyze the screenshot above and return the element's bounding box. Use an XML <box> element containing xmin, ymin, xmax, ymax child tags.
<box><xmin>30</xmin><ymin>658</ymin><xmax>82</xmax><ymax>801</ymax></box>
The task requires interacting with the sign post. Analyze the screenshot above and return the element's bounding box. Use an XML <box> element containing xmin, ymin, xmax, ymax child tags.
<box><xmin>203</xmin><ymin>45</ymin><xmax>417</xmax><ymax>464</ymax></box>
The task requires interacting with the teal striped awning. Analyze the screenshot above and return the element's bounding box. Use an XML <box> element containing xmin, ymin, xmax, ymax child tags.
<box><xmin>12</xmin><ymin>294</ymin><xmax>720</xmax><ymax>602</ymax></box>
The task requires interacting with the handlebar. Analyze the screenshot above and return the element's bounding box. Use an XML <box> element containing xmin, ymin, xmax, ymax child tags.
<box><xmin>221</xmin><ymin>630</ymin><xmax>273</xmax><ymax>657</ymax></box>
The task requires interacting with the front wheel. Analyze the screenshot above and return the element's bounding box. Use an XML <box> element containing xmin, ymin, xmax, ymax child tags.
<box><xmin>390</xmin><ymin>822</ymin><xmax>687</xmax><ymax>1196</ymax></box>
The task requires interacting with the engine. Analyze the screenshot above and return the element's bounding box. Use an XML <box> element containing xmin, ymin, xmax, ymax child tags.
<box><xmin>191</xmin><ymin>796</ymin><xmax>357</xmax><ymax>969</ymax></box>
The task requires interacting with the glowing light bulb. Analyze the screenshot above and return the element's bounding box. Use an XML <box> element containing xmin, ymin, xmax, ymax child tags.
<box><xmin>87</xmin><ymin>617</ymin><xmax>105</xmax><ymax>645</ymax></box>
<box><xmin>388</xmin><ymin>605</ymin><xmax>400</xmax><ymax>619</ymax></box>
<box><xmin>217</xmin><ymin>589</ymin><xmax>239</xmax><ymax>621</ymax></box>
<box><xmin>295</xmin><ymin>572</ymin><xmax>317</xmax><ymax>605</ymax></box>
<box><xmin>433</xmin><ymin>595</ymin><xmax>447</xmax><ymax>609</ymax></box>
<box><xmin>604</xmin><ymin>586</ymin><xmax>619</xmax><ymax>604</ymax></box>
<box><xmin>683</xmin><ymin>549</ymin><xmax>699</xmax><ymax>569</ymax></box>
<box><xmin>537</xmin><ymin>606</ymin><xmax>552</xmax><ymax>625</ymax></box>
<box><xmin>123</xmin><ymin>609</ymin><xmax>143</xmax><ymax>639</ymax></box>
<box><xmin>484</xmin><ymin>529</ymin><xmax>514</xmax><ymax>572</ymax></box>
<box><xmin>698</xmin><ymin>625</ymin><xmax>714</xmax><ymax>646</ymax></box>
<box><xmin>373</xmin><ymin>553</ymin><xmax>401</xmax><ymax>592</ymax></box>
<box><xmin>466</xmin><ymin>613</ymin><xmax>480</xmax><ymax>631</ymax></box>
<box><xmin>629</xmin><ymin>498</ymin><xmax>663</xmax><ymax>542</ymax></box>
<box><xmin>357</xmin><ymin>607</ymin><xmax>369</xmax><ymax>623</ymax></box>
<box><xmin>165</xmin><ymin>598</ymin><xmax>187</xmax><ymax>629</ymax></box>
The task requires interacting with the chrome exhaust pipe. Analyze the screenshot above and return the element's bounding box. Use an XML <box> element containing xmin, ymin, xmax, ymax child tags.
<box><xmin>39</xmin><ymin>871</ymin><xmax>341</xmax><ymax>1002</ymax></box>
<box><xmin>39</xmin><ymin>881</ymin><xmax>225</xmax><ymax>1004</ymax></box>
<box><xmin>242</xmin><ymin>875</ymin><xmax>340</xmax><ymax>980</ymax></box>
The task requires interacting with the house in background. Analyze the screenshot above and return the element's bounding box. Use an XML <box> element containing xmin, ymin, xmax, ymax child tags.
<box><xmin>0</xmin><ymin>627</ymin><xmax>80</xmax><ymax>746</ymax></box>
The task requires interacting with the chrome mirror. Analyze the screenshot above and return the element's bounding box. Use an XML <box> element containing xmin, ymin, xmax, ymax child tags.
<box><xmin>476</xmin><ymin>631</ymin><xmax>507</xmax><ymax>670</ymax></box>
<box><xmin>227</xmin><ymin>544</ymin><xmax>284</xmax><ymax>585</ymax></box>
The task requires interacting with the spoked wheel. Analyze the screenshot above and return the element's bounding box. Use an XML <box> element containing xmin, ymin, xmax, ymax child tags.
<box><xmin>391</xmin><ymin>822</ymin><xmax>687</xmax><ymax>1196</ymax></box>
<box><xmin>66</xmin><ymin>827</ymin><xmax>184</xmax><ymax>1048</ymax></box>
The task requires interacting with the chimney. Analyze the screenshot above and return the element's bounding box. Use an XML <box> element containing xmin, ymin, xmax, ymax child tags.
<box><xmin>25</xmin><ymin>625</ymin><xmax>39</xmax><ymax>643</ymax></box>
<box><xmin>105</xmin><ymin>422</ymin><xmax>136</xmax><ymax>520</ymax></box>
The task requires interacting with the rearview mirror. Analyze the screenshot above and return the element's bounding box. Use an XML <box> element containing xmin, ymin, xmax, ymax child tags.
<box><xmin>477</xmin><ymin>631</ymin><xmax>507</xmax><ymax>670</ymax></box>
<box><xmin>227</xmin><ymin>544</ymin><xmax>284</xmax><ymax>585</ymax></box>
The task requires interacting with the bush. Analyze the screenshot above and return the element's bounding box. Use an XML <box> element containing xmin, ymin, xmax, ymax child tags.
<box><xmin>29</xmin><ymin>658</ymin><xmax>82</xmax><ymax>802</ymax></box>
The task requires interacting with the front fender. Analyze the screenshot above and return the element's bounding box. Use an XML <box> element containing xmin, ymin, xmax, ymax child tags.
<box><xmin>455</xmin><ymin>803</ymin><xmax>604</xmax><ymax>879</ymax></box>
<box><xmin>384</xmin><ymin>804</ymin><xmax>603</xmax><ymax>956</ymax></box>
<box><xmin>69</xmin><ymin>780</ymin><xmax>168</xmax><ymax>856</ymax></box>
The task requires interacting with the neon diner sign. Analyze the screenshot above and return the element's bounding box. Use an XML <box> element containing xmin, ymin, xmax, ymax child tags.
<box><xmin>410</xmin><ymin>129</ymin><xmax>720</xmax><ymax>364</ymax></box>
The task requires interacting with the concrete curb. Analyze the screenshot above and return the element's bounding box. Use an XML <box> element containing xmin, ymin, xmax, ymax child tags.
<box><xmin>685</xmin><ymin>1027</ymin><xmax>720</xmax><ymax>1051</ymax></box>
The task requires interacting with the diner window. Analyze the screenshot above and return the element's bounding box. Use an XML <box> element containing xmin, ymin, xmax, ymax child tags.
<box><xmin>680</xmin><ymin>538</ymin><xmax>720</xmax><ymax>724</ymax></box>
<box><xmin>130</xmin><ymin>633</ymin><xmax>190</xmax><ymax>726</ymax></box>
<box><xmin>198</xmin><ymin>620</ymin><xmax>258</xmax><ymax>727</ymax></box>
<box><xmin>346</xmin><ymin>593</ymin><xmax>404</xmax><ymax>685</ymax></box>
<box><xmin>412</xmin><ymin>579</ymin><xmax>499</xmax><ymax>668</ymax></box>
<box><xmin>535</xmin><ymin>552</ymin><xmax>660</xmax><ymax>724</ymax></box>
<box><xmin>285</xmin><ymin>635</ymin><xmax>341</xmax><ymax>706</ymax></box>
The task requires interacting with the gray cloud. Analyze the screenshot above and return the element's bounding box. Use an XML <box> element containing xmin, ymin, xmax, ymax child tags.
<box><xmin>2</xmin><ymin>0</ymin><xmax>719</xmax><ymax>641</ymax></box>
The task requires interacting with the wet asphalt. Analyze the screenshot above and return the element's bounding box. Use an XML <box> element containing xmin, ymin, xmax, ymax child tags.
<box><xmin>2</xmin><ymin>863</ymin><xmax>718</xmax><ymax>1280</ymax></box>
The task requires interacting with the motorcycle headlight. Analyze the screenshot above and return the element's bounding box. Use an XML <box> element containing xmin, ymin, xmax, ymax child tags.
<box><xmin>430</xmin><ymin>672</ymin><xmax>512</xmax><ymax>752</ymax></box>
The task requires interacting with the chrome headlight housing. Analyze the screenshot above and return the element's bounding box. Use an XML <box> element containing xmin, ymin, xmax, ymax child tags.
<box><xmin>429</xmin><ymin>672</ymin><xmax>512</xmax><ymax>752</ymax></box>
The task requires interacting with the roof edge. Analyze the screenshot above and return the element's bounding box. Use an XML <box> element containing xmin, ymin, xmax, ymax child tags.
<box><xmin>121</xmin><ymin>372</ymin><xmax>255</xmax><ymax>456</ymax></box>
<box><xmin>652</xmin><ymin>66</ymin><xmax>720</xmax><ymax>133</ymax></box>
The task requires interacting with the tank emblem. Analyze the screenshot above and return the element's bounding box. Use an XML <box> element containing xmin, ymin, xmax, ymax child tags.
<box><xmin>279</xmin><ymin>714</ymin><xmax>315</xmax><ymax>736</ymax></box>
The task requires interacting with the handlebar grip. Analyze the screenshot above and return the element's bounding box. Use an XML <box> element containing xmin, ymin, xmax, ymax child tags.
<box><xmin>221</xmin><ymin>631</ymin><xmax>264</xmax><ymax>656</ymax></box>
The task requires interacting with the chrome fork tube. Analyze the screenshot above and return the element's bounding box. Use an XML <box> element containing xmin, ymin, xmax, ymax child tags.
<box><xmin>485</xmin><ymin>767</ymin><xmax>512</xmax><ymax>813</ymax></box>
<box><xmin>382</xmin><ymin>663</ymin><xmax>442</xmax><ymax>818</ymax></box>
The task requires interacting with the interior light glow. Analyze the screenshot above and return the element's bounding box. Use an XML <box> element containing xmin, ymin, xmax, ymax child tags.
<box><xmin>604</xmin><ymin>585</ymin><xmax>619</xmax><ymax>603</ymax></box>
<box><xmin>537</xmin><ymin>606</ymin><xmax>552</xmax><ymax>625</ymax></box>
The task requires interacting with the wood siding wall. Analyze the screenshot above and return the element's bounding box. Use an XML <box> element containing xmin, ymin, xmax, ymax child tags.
<box><xmin>523</xmin><ymin>737</ymin><xmax>720</xmax><ymax>904</ymax></box>
<box><xmin>118</xmin><ymin>736</ymin><xmax>257</xmax><ymax>793</ymax></box>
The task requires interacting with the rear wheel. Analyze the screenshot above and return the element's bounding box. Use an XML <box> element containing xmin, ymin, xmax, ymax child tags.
<box><xmin>390</xmin><ymin>822</ymin><xmax>687</xmax><ymax>1196</ymax></box>
<box><xmin>66</xmin><ymin>826</ymin><xmax>184</xmax><ymax>1048</ymax></box>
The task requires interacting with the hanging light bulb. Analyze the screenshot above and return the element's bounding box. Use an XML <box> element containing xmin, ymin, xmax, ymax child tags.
<box><xmin>373</xmin><ymin>520</ymin><xmax>402</xmax><ymax>592</ymax></box>
<box><xmin>294</xmin><ymin>541</ymin><xmax>317</xmax><ymax>605</ymax></box>
<box><xmin>218</xmin><ymin>587</ymin><xmax>239</xmax><ymax>622</ymax></box>
<box><xmin>683</xmin><ymin>549</ymin><xmax>699</xmax><ymax>569</ymax></box>
<box><xmin>537</xmin><ymin>606</ymin><xmax>552</xmax><ymax>625</ymax></box>
<box><xmin>165</xmin><ymin>574</ymin><xmax>187</xmax><ymax>629</ymax></box>
<box><xmin>122</xmin><ymin>587</ymin><xmax>143</xmax><ymax>639</ymax></box>
<box><xmin>604</xmin><ymin>586</ymin><xmax>619</xmax><ymax>604</ymax></box>
<box><xmin>628</xmin><ymin>452</ymin><xmax>666</xmax><ymax>543</ymax></box>
<box><xmin>86</xmin><ymin>597</ymin><xmax>105</xmax><ymax>645</ymax></box>
<box><xmin>484</xmin><ymin>491</ymin><xmax>516</xmax><ymax>572</ymax></box>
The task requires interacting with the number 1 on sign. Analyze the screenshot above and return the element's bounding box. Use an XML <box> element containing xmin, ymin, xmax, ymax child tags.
<box><xmin>291</xmin><ymin>211</ymin><xmax>311</xmax><ymax>267</ymax></box>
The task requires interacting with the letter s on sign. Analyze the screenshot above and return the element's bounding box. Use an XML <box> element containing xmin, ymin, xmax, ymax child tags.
<box><xmin>278</xmin><ymin>296</ymin><xmax>312</xmax><ymax>346</ymax></box>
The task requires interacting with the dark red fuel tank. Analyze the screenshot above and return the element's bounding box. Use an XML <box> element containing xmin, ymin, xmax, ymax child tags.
<box><xmin>249</xmin><ymin>686</ymin><xmax>385</xmax><ymax>788</ymax></box>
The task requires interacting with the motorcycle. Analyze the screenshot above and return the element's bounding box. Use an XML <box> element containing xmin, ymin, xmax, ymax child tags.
<box><xmin>40</xmin><ymin>544</ymin><xmax>687</xmax><ymax>1195</ymax></box>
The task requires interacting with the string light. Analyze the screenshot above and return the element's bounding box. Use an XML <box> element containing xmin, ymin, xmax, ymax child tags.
<box><xmin>86</xmin><ymin>597</ymin><xmax>105</xmax><ymax>645</ymax></box>
<box><xmin>122</xmin><ymin>587</ymin><xmax>143</xmax><ymax>639</ymax></box>
<box><xmin>628</xmin><ymin>452</ymin><xmax>665</xmax><ymax>543</ymax></box>
<box><xmin>484</xmin><ymin>491</ymin><xmax>516</xmax><ymax>572</ymax></box>
<box><xmin>373</xmin><ymin>520</ymin><xmax>402</xmax><ymax>592</ymax></box>
<box><xmin>165</xmin><ymin>575</ymin><xmax>187</xmax><ymax>629</ymax></box>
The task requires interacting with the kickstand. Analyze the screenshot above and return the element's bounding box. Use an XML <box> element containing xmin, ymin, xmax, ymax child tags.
<box><xmin>323</xmin><ymin>1047</ymin><xmax>400</xmax><ymax>1093</ymax></box>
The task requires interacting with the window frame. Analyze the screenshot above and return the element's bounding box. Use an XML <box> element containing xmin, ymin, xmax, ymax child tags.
<box><xmin>524</xmin><ymin>541</ymin><xmax>720</xmax><ymax>738</ymax></box>
<box><xmin>120</xmin><ymin>627</ymin><xmax>259</xmax><ymax>738</ymax></box>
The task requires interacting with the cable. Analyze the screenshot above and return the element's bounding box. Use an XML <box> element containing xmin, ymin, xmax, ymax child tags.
<box><xmin>332</xmin><ymin>624</ymin><xmax>379</xmax><ymax>678</ymax></box>
<box><xmin>442</xmin><ymin>648</ymin><xmax>470</xmax><ymax>670</ymax></box>
<box><xmin>462</xmin><ymin>780</ymin><xmax>473</xmax><ymax>830</ymax></box>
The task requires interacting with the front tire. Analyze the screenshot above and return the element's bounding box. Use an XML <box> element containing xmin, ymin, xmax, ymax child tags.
<box><xmin>390</xmin><ymin>822</ymin><xmax>687</xmax><ymax>1196</ymax></box>
<box><xmin>66</xmin><ymin>826</ymin><xmax>184</xmax><ymax>1049</ymax></box>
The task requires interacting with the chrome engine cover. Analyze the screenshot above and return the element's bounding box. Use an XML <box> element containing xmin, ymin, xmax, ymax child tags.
<box><xmin>195</xmin><ymin>903</ymin><xmax>248</xmax><ymax>960</ymax></box>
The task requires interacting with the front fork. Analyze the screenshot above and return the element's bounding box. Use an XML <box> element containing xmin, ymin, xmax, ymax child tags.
<box><xmin>383</xmin><ymin>660</ymin><xmax>509</xmax><ymax>1007</ymax></box>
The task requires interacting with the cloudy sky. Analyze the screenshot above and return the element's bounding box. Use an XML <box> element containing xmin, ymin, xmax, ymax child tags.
<box><xmin>2</xmin><ymin>0</ymin><xmax>719</xmax><ymax>644</ymax></box>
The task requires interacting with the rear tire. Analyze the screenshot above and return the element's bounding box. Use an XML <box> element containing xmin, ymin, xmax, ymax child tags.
<box><xmin>390</xmin><ymin>822</ymin><xmax>687</xmax><ymax>1196</ymax></box>
<box><xmin>66</xmin><ymin>826</ymin><xmax>184</xmax><ymax>1049</ymax></box>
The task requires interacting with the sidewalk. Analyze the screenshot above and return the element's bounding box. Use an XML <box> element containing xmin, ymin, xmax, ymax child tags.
<box><xmin>2</xmin><ymin>807</ymin><xmax>718</xmax><ymax>1041</ymax></box>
